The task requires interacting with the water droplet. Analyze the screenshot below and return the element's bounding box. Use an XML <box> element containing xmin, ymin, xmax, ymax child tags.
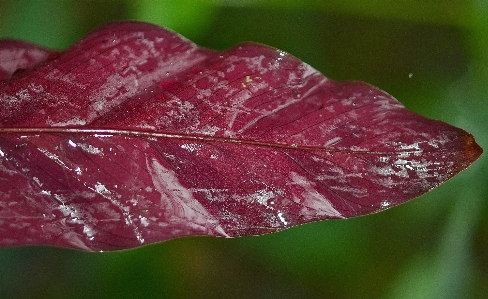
<box><xmin>277</xmin><ymin>212</ymin><xmax>288</xmax><ymax>226</ymax></box>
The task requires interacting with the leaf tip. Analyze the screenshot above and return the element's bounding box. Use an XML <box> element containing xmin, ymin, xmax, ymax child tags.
<box><xmin>464</xmin><ymin>133</ymin><xmax>483</xmax><ymax>163</ymax></box>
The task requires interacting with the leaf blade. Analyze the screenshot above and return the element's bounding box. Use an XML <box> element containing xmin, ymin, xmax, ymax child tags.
<box><xmin>0</xmin><ymin>21</ymin><xmax>482</xmax><ymax>251</ymax></box>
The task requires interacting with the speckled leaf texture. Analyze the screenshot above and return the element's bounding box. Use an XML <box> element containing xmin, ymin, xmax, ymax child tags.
<box><xmin>0</xmin><ymin>22</ymin><xmax>482</xmax><ymax>251</ymax></box>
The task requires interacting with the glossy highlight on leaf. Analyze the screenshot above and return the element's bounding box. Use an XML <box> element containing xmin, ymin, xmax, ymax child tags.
<box><xmin>0</xmin><ymin>22</ymin><xmax>482</xmax><ymax>251</ymax></box>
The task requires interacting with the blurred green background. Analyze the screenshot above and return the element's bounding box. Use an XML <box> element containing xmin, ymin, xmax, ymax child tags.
<box><xmin>0</xmin><ymin>0</ymin><xmax>486</xmax><ymax>298</ymax></box>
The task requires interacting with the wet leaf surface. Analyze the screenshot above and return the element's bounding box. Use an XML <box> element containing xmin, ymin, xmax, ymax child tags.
<box><xmin>0</xmin><ymin>22</ymin><xmax>482</xmax><ymax>251</ymax></box>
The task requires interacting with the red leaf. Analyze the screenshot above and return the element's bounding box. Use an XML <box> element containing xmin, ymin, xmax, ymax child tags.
<box><xmin>0</xmin><ymin>39</ymin><xmax>54</xmax><ymax>81</ymax></box>
<box><xmin>0</xmin><ymin>22</ymin><xmax>482</xmax><ymax>251</ymax></box>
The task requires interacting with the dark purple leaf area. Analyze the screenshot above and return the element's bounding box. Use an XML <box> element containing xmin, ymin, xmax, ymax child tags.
<box><xmin>0</xmin><ymin>22</ymin><xmax>482</xmax><ymax>251</ymax></box>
